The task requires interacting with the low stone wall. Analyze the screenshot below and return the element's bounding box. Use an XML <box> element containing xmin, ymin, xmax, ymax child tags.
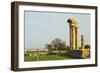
<box><xmin>67</xmin><ymin>49</ymin><xmax>90</xmax><ymax>58</ymax></box>
<box><xmin>67</xmin><ymin>49</ymin><xmax>82</xmax><ymax>58</ymax></box>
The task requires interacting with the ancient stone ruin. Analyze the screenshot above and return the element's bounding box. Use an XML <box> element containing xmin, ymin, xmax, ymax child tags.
<box><xmin>67</xmin><ymin>17</ymin><xmax>90</xmax><ymax>58</ymax></box>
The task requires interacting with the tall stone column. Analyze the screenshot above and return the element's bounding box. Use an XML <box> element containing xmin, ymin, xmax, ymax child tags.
<box><xmin>70</xmin><ymin>25</ymin><xmax>72</xmax><ymax>49</ymax></box>
<box><xmin>81</xmin><ymin>34</ymin><xmax>84</xmax><ymax>49</ymax></box>
<box><xmin>67</xmin><ymin>17</ymin><xmax>78</xmax><ymax>50</ymax></box>
<box><xmin>75</xmin><ymin>27</ymin><xmax>78</xmax><ymax>49</ymax></box>
<box><xmin>67</xmin><ymin>19</ymin><xmax>73</xmax><ymax>49</ymax></box>
<box><xmin>72</xmin><ymin>25</ymin><xmax>75</xmax><ymax>49</ymax></box>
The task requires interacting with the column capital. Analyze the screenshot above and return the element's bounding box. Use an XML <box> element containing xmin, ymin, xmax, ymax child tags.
<box><xmin>67</xmin><ymin>17</ymin><xmax>78</xmax><ymax>26</ymax></box>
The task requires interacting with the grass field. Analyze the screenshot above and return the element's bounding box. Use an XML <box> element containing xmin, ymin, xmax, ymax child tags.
<box><xmin>24</xmin><ymin>49</ymin><xmax>85</xmax><ymax>62</ymax></box>
<box><xmin>24</xmin><ymin>54</ymin><xmax>77</xmax><ymax>62</ymax></box>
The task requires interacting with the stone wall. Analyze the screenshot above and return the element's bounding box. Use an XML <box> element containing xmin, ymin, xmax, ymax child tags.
<box><xmin>67</xmin><ymin>49</ymin><xmax>90</xmax><ymax>58</ymax></box>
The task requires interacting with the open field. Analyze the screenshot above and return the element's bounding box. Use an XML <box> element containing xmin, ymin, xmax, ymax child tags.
<box><xmin>24</xmin><ymin>54</ymin><xmax>75</xmax><ymax>61</ymax></box>
<box><xmin>24</xmin><ymin>49</ymin><xmax>83</xmax><ymax>62</ymax></box>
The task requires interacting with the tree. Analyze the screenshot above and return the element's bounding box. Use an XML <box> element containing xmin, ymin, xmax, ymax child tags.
<box><xmin>66</xmin><ymin>45</ymin><xmax>70</xmax><ymax>50</ymax></box>
<box><xmin>45</xmin><ymin>38</ymin><xmax>67</xmax><ymax>51</ymax></box>
<box><xmin>85</xmin><ymin>45</ymin><xmax>90</xmax><ymax>48</ymax></box>
<box><xmin>45</xmin><ymin>44</ymin><xmax>52</xmax><ymax>51</ymax></box>
<box><xmin>58</xmin><ymin>41</ymin><xmax>67</xmax><ymax>50</ymax></box>
<box><xmin>51</xmin><ymin>38</ymin><xmax>67</xmax><ymax>50</ymax></box>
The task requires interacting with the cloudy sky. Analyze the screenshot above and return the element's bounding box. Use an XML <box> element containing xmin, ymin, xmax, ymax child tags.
<box><xmin>24</xmin><ymin>11</ymin><xmax>90</xmax><ymax>49</ymax></box>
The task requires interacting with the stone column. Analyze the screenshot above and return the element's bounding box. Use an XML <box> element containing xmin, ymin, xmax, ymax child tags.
<box><xmin>70</xmin><ymin>25</ymin><xmax>73</xmax><ymax>49</ymax></box>
<box><xmin>67</xmin><ymin>19</ymin><xmax>73</xmax><ymax>49</ymax></box>
<box><xmin>75</xmin><ymin>27</ymin><xmax>78</xmax><ymax>49</ymax></box>
<box><xmin>72</xmin><ymin>25</ymin><xmax>75</xmax><ymax>49</ymax></box>
<box><xmin>81</xmin><ymin>34</ymin><xmax>84</xmax><ymax>49</ymax></box>
<box><xmin>67</xmin><ymin>17</ymin><xmax>78</xmax><ymax>50</ymax></box>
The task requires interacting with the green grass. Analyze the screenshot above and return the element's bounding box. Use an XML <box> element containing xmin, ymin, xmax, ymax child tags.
<box><xmin>24</xmin><ymin>55</ymin><xmax>74</xmax><ymax>62</ymax></box>
<box><xmin>39</xmin><ymin>55</ymin><xmax>73</xmax><ymax>61</ymax></box>
<box><xmin>24</xmin><ymin>49</ymin><xmax>83</xmax><ymax>62</ymax></box>
<box><xmin>24</xmin><ymin>56</ymin><xmax>37</xmax><ymax>61</ymax></box>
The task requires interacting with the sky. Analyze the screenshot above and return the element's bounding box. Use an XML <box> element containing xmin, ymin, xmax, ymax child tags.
<box><xmin>24</xmin><ymin>11</ymin><xmax>90</xmax><ymax>49</ymax></box>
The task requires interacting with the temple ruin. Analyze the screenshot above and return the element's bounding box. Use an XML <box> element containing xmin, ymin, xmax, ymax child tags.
<box><xmin>67</xmin><ymin>17</ymin><xmax>90</xmax><ymax>58</ymax></box>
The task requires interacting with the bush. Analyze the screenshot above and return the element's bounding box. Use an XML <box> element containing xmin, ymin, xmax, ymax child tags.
<box><xmin>47</xmin><ymin>52</ymin><xmax>56</xmax><ymax>55</ymax></box>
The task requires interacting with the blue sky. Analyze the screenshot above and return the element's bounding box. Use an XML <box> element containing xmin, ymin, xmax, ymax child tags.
<box><xmin>24</xmin><ymin>11</ymin><xmax>90</xmax><ymax>49</ymax></box>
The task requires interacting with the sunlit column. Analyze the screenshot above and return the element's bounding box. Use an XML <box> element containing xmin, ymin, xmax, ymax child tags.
<box><xmin>72</xmin><ymin>25</ymin><xmax>75</xmax><ymax>49</ymax></box>
<box><xmin>81</xmin><ymin>34</ymin><xmax>84</xmax><ymax>49</ymax></box>
<box><xmin>75</xmin><ymin>27</ymin><xmax>78</xmax><ymax>49</ymax></box>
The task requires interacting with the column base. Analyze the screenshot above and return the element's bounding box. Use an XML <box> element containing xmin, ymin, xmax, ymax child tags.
<box><xmin>67</xmin><ymin>49</ymin><xmax>90</xmax><ymax>58</ymax></box>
